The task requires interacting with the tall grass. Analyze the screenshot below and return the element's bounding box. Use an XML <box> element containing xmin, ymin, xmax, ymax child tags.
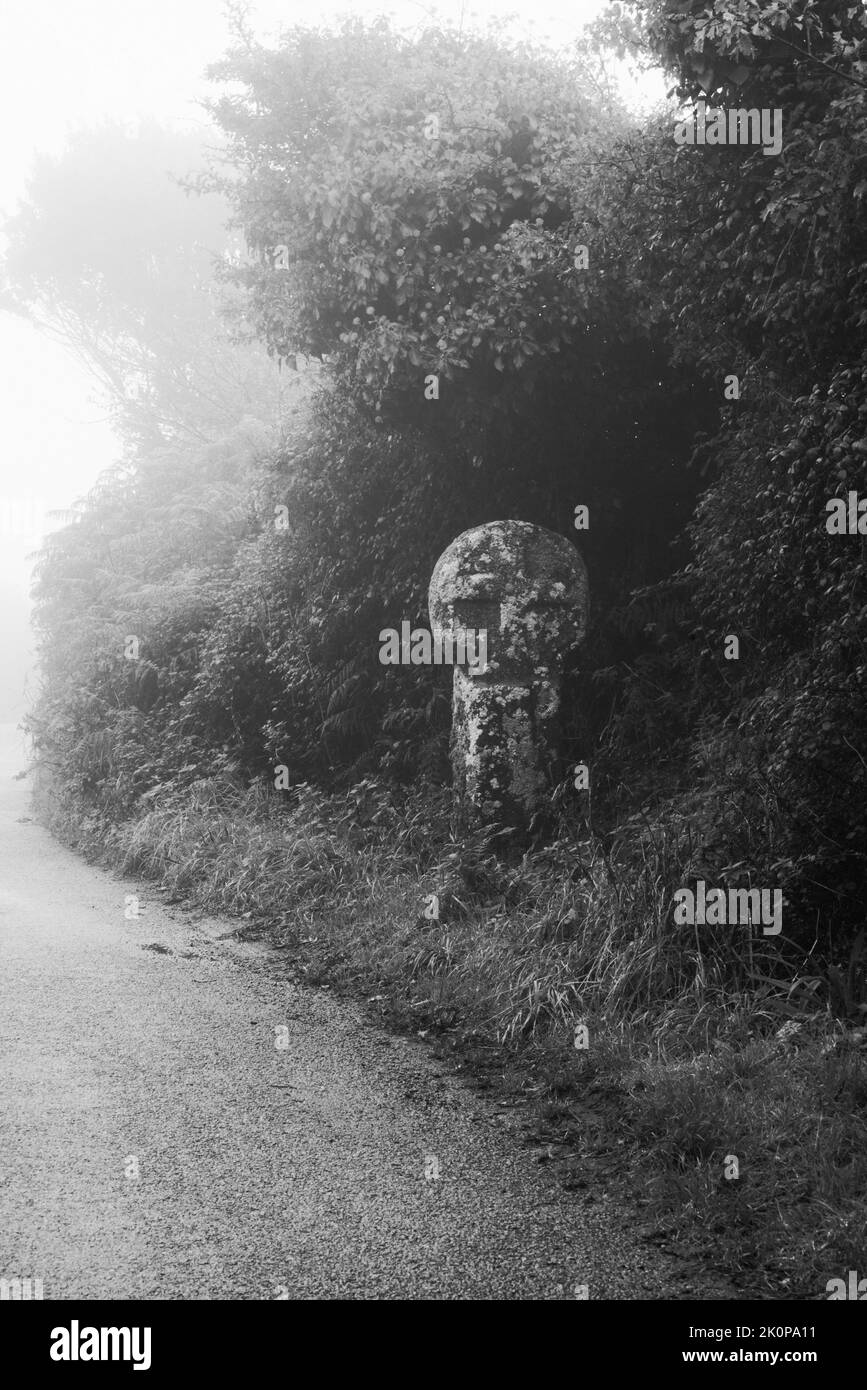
<box><xmin>34</xmin><ymin>768</ymin><xmax>867</xmax><ymax>1298</ymax></box>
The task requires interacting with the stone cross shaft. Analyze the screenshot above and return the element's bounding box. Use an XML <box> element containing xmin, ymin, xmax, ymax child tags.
<box><xmin>428</xmin><ymin>520</ymin><xmax>588</xmax><ymax>834</ymax></box>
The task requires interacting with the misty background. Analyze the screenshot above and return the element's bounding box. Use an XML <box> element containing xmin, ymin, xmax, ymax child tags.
<box><xmin>0</xmin><ymin>0</ymin><xmax>657</xmax><ymax>725</ymax></box>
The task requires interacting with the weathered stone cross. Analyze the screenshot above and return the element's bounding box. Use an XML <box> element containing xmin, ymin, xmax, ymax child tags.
<box><xmin>428</xmin><ymin>519</ymin><xmax>588</xmax><ymax>835</ymax></box>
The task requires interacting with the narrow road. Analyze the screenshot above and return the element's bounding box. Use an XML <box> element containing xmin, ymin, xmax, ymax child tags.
<box><xmin>0</xmin><ymin>725</ymin><xmax>725</xmax><ymax>1300</ymax></box>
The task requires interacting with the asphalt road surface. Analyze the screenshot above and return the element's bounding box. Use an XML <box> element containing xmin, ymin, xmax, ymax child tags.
<box><xmin>0</xmin><ymin>725</ymin><xmax>730</xmax><ymax>1300</ymax></box>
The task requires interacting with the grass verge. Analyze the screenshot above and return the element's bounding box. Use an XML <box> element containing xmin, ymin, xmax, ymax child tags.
<box><xmin>34</xmin><ymin>769</ymin><xmax>867</xmax><ymax>1299</ymax></box>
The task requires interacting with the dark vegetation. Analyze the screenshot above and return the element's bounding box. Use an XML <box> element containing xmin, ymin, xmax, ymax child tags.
<box><xmin>6</xmin><ymin>1</ymin><xmax>867</xmax><ymax>1295</ymax></box>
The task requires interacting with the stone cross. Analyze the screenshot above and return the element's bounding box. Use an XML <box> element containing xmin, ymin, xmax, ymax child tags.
<box><xmin>428</xmin><ymin>519</ymin><xmax>588</xmax><ymax>836</ymax></box>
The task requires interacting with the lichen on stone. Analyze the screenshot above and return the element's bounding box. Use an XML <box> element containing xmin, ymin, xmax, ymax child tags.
<box><xmin>429</xmin><ymin>520</ymin><xmax>588</xmax><ymax>834</ymax></box>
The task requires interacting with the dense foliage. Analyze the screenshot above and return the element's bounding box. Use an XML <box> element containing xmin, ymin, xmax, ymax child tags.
<box><xmin>590</xmin><ymin>0</ymin><xmax>867</xmax><ymax>944</ymax></box>
<box><xmin>16</xmin><ymin>1</ymin><xmax>867</xmax><ymax>970</ymax></box>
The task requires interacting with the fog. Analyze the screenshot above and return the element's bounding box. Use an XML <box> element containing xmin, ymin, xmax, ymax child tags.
<box><xmin>0</xmin><ymin>0</ymin><xmax>658</xmax><ymax>722</ymax></box>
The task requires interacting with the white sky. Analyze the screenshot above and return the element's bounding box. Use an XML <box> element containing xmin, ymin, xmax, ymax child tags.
<box><xmin>0</xmin><ymin>0</ymin><xmax>663</xmax><ymax>719</ymax></box>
